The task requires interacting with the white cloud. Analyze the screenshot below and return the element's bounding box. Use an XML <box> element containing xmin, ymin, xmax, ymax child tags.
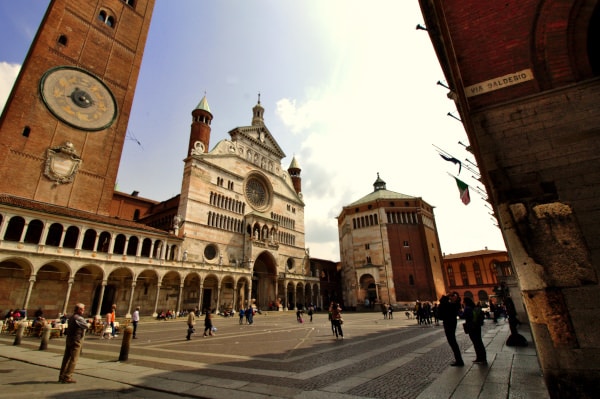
<box><xmin>0</xmin><ymin>62</ymin><xmax>20</xmax><ymax>113</ymax></box>
<box><xmin>0</xmin><ymin>1</ymin><xmax>506</xmax><ymax>263</ymax></box>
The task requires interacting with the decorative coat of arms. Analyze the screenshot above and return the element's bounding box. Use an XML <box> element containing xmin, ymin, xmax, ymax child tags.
<box><xmin>44</xmin><ymin>141</ymin><xmax>81</xmax><ymax>184</ymax></box>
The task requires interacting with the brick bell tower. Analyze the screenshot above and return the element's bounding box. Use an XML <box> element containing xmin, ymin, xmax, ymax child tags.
<box><xmin>187</xmin><ymin>95</ymin><xmax>212</xmax><ymax>156</ymax></box>
<box><xmin>0</xmin><ymin>0</ymin><xmax>155</xmax><ymax>215</ymax></box>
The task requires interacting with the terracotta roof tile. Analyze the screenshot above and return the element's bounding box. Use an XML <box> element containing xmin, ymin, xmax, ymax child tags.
<box><xmin>443</xmin><ymin>249</ymin><xmax>507</xmax><ymax>259</ymax></box>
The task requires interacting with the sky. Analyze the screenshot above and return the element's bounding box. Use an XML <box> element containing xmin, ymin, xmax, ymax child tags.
<box><xmin>0</xmin><ymin>1</ymin><xmax>506</xmax><ymax>261</ymax></box>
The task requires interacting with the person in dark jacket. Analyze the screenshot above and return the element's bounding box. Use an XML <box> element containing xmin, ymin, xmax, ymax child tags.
<box><xmin>463</xmin><ymin>297</ymin><xmax>487</xmax><ymax>364</ymax></box>
<box><xmin>438</xmin><ymin>292</ymin><xmax>464</xmax><ymax>366</ymax></box>
<box><xmin>58</xmin><ymin>303</ymin><xmax>89</xmax><ymax>383</ymax></box>
<box><xmin>203</xmin><ymin>309</ymin><xmax>214</xmax><ymax>337</ymax></box>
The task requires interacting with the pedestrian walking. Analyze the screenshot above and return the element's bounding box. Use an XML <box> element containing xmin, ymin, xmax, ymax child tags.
<box><xmin>109</xmin><ymin>304</ymin><xmax>117</xmax><ymax>337</ymax></box>
<box><xmin>102</xmin><ymin>311</ymin><xmax>113</xmax><ymax>339</ymax></box>
<box><xmin>239</xmin><ymin>308</ymin><xmax>245</xmax><ymax>325</ymax></box>
<box><xmin>58</xmin><ymin>303</ymin><xmax>88</xmax><ymax>383</ymax></box>
<box><xmin>330</xmin><ymin>302</ymin><xmax>344</xmax><ymax>339</ymax></box>
<box><xmin>463</xmin><ymin>297</ymin><xmax>487</xmax><ymax>364</ymax></box>
<box><xmin>438</xmin><ymin>292</ymin><xmax>464</xmax><ymax>366</ymax></box>
<box><xmin>132</xmin><ymin>306</ymin><xmax>140</xmax><ymax>339</ymax></box>
<box><xmin>186</xmin><ymin>308</ymin><xmax>196</xmax><ymax>340</ymax></box>
<box><xmin>245</xmin><ymin>306</ymin><xmax>254</xmax><ymax>325</ymax></box>
<box><xmin>203</xmin><ymin>309</ymin><xmax>214</xmax><ymax>337</ymax></box>
<box><xmin>296</xmin><ymin>308</ymin><xmax>304</xmax><ymax>323</ymax></box>
<box><xmin>328</xmin><ymin>304</ymin><xmax>335</xmax><ymax>335</ymax></box>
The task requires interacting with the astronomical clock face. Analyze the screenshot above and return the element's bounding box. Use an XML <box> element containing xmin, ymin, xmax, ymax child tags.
<box><xmin>245</xmin><ymin>176</ymin><xmax>270</xmax><ymax>209</ymax></box>
<box><xmin>40</xmin><ymin>66</ymin><xmax>117</xmax><ymax>131</ymax></box>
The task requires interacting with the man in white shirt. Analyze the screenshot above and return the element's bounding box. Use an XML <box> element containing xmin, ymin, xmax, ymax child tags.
<box><xmin>132</xmin><ymin>306</ymin><xmax>140</xmax><ymax>339</ymax></box>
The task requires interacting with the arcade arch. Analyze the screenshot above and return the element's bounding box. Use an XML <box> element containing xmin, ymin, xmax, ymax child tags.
<box><xmin>251</xmin><ymin>251</ymin><xmax>277</xmax><ymax>309</ymax></box>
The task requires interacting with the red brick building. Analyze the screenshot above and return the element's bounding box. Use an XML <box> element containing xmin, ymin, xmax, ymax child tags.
<box><xmin>419</xmin><ymin>1</ymin><xmax>600</xmax><ymax>396</ymax></box>
<box><xmin>0</xmin><ymin>0</ymin><xmax>154</xmax><ymax>215</ymax></box>
<box><xmin>442</xmin><ymin>249</ymin><xmax>509</xmax><ymax>304</ymax></box>
<box><xmin>337</xmin><ymin>175</ymin><xmax>445</xmax><ymax>308</ymax></box>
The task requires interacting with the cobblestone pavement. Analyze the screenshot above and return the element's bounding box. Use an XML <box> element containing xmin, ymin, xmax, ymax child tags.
<box><xmin>0</xmin><ymin>311</ymin><xmax>514</xmax><ymax>399</ymax></box>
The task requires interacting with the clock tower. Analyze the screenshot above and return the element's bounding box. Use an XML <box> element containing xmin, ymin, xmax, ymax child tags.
<box><xmin>0</xmin><ymin>0</ymin><xmax>155</xmax><ymax>215</ymax></box>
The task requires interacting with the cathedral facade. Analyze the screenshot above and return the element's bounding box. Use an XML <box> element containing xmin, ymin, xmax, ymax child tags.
<box><xmin>0</xmin><ymin>0</ymin><xmax>318</xmax><ymax>320</ymax></box>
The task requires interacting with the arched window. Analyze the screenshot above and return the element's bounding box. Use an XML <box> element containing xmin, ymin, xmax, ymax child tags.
<box><xmin>460</xmin><ymin>263</ymin><xmax>469</xmax><ymax>286</ymax></box>
<box><xmin>477</xmin><ymin>290</ymin><xmax>489</xmax><ymax>304</ymax></box>
<box><xmin>447</xmin><ymin>265</ymin><xmax>456</xmax><ymax>287</ymax></box>
<box><xmin>141</xmin><ymin>238</ymin><xmax>152</xmax><ymax>257</ymax></box>
<box><xmin>127</xmin><ymin>235</ymin><xmax>139</xmax><ymax>256</ymax></box>
<box><xmin>24</xmin><ymin>219</ymin><xmax>43</xmax><ymax>244</ymax></box>
<box><xmin>98</xmin><ymin>231</ymin><xmax>111</xmax><ymax>252</ymax></box>
<box><xmin>473</xmin><ymin>262</ymin><xmax>483</xmax><ymax>285</ymax></box>
<box><xmin>4</xmin><ymin>216</ymin><xmax>25</xmax><ymax>241</ymax></box>
<box><xmin>82</xmin><ymin>229</ymin><xmax>97</xmax><ymax>251</ymax></box>
<box><xmin>97</xmin><ymin>10</ymin><xmax>116</xmax><ymax>28</ymax></box>
<box><xmin>114</xmin><ymin>234</ymin><xmax>126</xmax><ymax>254</ymax></box>
<box><xmin>63</xmin><ymin>226</ymin><xmax>79</xmax><ymax>248</ymax></box>
<box><xmin>57</xmin><ymin>35</ymin><xmax>67</xmax><ymax>46</ymax></box>
<box><xmin>45</xmin><ymin>223</ymin><xmax>63</xmax><ymax>247</ymax></box>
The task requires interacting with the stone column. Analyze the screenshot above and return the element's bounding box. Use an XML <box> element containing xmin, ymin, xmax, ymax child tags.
<box><xmin>232</xmin><ymin>278</ymin><xmax>238</xmax><ymax>312</ymax></box>
<box><xmin>58</xmin><ymin>228</ymin><xmax>67</xmax><ymax>248</ymax></box>
<box><xmin>247</xmin><ymin>280</ymin><xmax>253</xmax><ymax>308</ymax></box>
<box><xmin>198</xmin><ymin>282</ymin><xmax>204</xmax><ymax>313</ymax></box>
<box><xmin>93</xmin><ymin>232</ymin><xmax>100</xmax><ymax>252</ymax></box>
<box><xmin>177</xmin><ymin>282</ymin><xmax>184</xmax><ymax>315</ymax></box>
<box><xmin>75</xmin><ymin>228</ymin><xmax>84</xmax><ymax>250</ymax></box>
<box><xmin>123</xmin><ymin>237</ymin><xmax>129</xmax><ymax>256</ymax></box>
<box><xmin>95</xmin><ymin>281</ymin><xmax>107</xmax><ymax>317</ymax></box>
<box><xmin>108</xmin><ymin>233</ymin><xmax>116</xmax><ymax>254</ymax></box>
<box><xmin>498</xmin><ymin>202</ymin><xmax>599</xmax><ymax>397</ymax></box>
<box><xmin>126</xmin><ymin>281</ymin><xmax>137</xmax><ymax>318</ymax></box>
<box><xmin>0</xmin><ymin>214</ymin><xmax>9</xmax><ymax>240</ymax></box>
<box><xmin>152</xmin><ymin>279</ymin><xmax>162</xmax><ymax>318</ymax></box>
<box><xmin>19</xmin><ymin>220</ymin><xmax>29</xmax><ymax>243</ymax></box>
<box><xmin>39</xmin><ymin>222</ymin><xmax>51</xmax><ymax>246</ymax></box>
<box><xmin>22</xmin><ymin>276</ymin><xmax>36</xmax><ymax>310</ymax></box>
<box><xmin>62</xmin><ymin>277</ymin><xmax>74</xmax><ymax>315</ymax></box>
<box><xmin>215</xmin><ymin>280</ymin><xmax>222</xmax><ymax>313</ymax></box>
<box><xmin>293</xmin><ymin>283</ymin><xmax>297</xmax><ymax>310</ymax></box>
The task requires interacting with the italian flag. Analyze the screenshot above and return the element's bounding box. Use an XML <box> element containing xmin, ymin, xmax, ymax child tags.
<box><xmin>455</xmin><ymin>178</ymin><xmax>471</xmax><ymax>205</ymax></box>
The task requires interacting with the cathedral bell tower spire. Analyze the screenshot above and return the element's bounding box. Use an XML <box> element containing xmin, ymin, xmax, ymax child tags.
<box><xmin>188</xmin><ymin>94</ymin><xmax>213</xmax><ymax>155</ymax></box>
<box><xmin>251</xmin><ymin>93</ymin><xmax>265</xmax><ymax>126</ymax></box>
<box><xmin>373</xmin><ymin>172</ymin><xmax>386</xmax><ymax>191</ymax></box>
<box><xmin>288</xmin><ymin>156</ymin><xmax>302</xmax><ymax>194</ymax></box>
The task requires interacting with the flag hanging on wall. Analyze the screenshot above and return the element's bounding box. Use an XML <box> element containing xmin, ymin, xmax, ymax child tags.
<box><xmin>439</xmin><ymin>153</ymin><xmax>462</xmax><ymax>174</ymax></box>
<box><xmin>455</xmin><ymin>177</ymin><xmax>471</xmax><ymax>205</ymax></box>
